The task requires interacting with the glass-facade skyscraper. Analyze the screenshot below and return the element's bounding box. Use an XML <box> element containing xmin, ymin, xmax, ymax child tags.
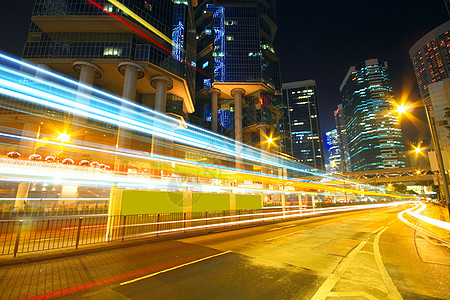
<box><xmin>325</xmin><ymin>129</ymin><xmax>340</xmax><ymax>174</ymax></box>
<box><xmin>334</xmin><ymin>103</ymin><xmax>351</xmax><ymax>173</ymax></box>
<box><xmin>193</xmin><ymin>0</ymin><xmax>282</xmax><ymax>152</ymax></box>
<box><xmin>282</xmin><ymin>80</ymin><xmax>325</xmax><ymax>171</ymax></box>
<box><xmin>340</xmin><ymin>59</ymin><xmax>406</xmax><ymax>172</ymax></box>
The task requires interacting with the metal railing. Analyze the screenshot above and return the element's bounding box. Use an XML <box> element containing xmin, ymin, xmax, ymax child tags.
<box><xmin>0</xmin><ymin>203</ymin><xmax>401</xmax><ymax>257</ymax></box>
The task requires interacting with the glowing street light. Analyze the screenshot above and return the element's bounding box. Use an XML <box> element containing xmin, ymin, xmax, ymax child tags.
<box><xmin>396</xmin><ymin>100</ymin><xmax>450</xmax><ymax>215</ymax></box>
<box><xmin>57</xmin><ymin>131</ymin><xmax>70</xmax><ymax>143</ymax></box>
<box><xmin>395</xmin><ymin>103</ymin><xmax>407</xmax><ymax>115</ymax></box>
<box><xmin>267</xmin><ymin>137</ymin><xmax>274</xmax><ymax>145</ymax></box>
<box><xmin>414</xmin><ymin>147</ymin><xmax>422</xmax><ymax>154</ymax></box>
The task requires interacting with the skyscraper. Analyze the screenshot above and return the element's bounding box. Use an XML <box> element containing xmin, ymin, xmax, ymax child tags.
<box><xmin>340</xmin><ymin>59</ymin><xmax>406</xmax><ymax>172</ymax></box>
<box><xmin>193</xmin><ymin>0</ymin><xmax>282</xmax><ymax>152</ymax></box>
<box><xmin>282</xmin><ymin>80</ymin><xmax>325</xmax><ymax>170</ymax></box>
<box><xmin>410</xmin><ymin>21</ymin><xmax>450</xmax><ymax>161</ymax></box>
<box><xmin>334</xmin><ymin>104</ymin><xmax>351</xmax><ymax>173</ymax></box>
<box><xmin>409</xmin><ymin>20</ymin><xmax>450</xmax><ymax>103</ymax></box>
<box><xmin>325</xmin><ymin>129</ymin><xmax>340</xmax><ymax>174</ymax></box>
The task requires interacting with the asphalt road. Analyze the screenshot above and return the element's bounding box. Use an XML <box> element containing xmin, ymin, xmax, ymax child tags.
<box><xmin>0</xmin><ymin>204</ymin><xmax>449</xmax><ymax>299</ymax></box>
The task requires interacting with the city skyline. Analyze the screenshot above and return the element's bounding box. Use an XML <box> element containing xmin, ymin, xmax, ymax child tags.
<box><xmin>2</xmin><ymin>1</ymin><xmax>449</xmax><ymax>139</ymax></box>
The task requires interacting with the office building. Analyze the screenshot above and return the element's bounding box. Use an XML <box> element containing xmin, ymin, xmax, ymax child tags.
<box><xmin>340</xmin><ymin>59</ymin><xmax>406</xmax><ymax>172</ymax></box>
<box><xmin>409</xmin><ymin>20</ymin><xmax>450</xmax><ymax>102</ymax></box>
<box><xmin>2</xmin><ymin>0</ymin><xmax>198</xmax><ymax>163</ymax></box>
<box><xmin>282</xmin><ymin>80</ymin><xmax>325</xmax><ymax>170</ymax></box>
<box><xmin>193</xmin><ymin>0</ymin><xmax>283</xmax><ymax>154</ymax></box>
<box><xmin>325</xmin><ymin>129</ymin><xmax>340</xmax><ymax>174</ymax></box>
<box><xmin>334</xmin><ymin>104</ymin><xmax>351</xmax><ymax>172</ymax></box>
<box><xmin>410</xmin><ymin>21</ymin><xmax>450</xmax><ymax>160</ymax></box>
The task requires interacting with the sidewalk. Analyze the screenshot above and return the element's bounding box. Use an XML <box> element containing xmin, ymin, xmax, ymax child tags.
<box><xmin>423</xmin><ymin>203</ymin><xmax>450</xmax><ymax>223</ymax></box>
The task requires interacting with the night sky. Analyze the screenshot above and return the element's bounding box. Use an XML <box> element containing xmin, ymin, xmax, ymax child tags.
<box><xmin>2</xmin><ymin>0</ymin><xmax>450</xmax><ymax>144</ymax></box>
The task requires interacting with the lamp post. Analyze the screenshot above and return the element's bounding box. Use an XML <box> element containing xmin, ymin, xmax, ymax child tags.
<box><xmin>397</xmin><ymin>103</ymin><xmax>450</xmax><ymax>215</ymax></box>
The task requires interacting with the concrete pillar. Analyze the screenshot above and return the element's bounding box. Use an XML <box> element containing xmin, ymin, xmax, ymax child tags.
<box><xmin>150</xmin><ymin>76</ymin><xmax>174</xmax><ymax>170</ymax></box>
<box><xmin>18</xmin><ymin>122</ymin><xmax>40</xmax><ymax>157</ymax></box>
<box><xmin>231</xmin><ymin>88</ymin><xmax>245</xmax><ymax>170</ymax></box>
<box><xmin>208</xmin><ymin>88</ymin><xmax>221</xmax><ymax>132</ymax></box>
<box><xmin>15</xmin><ymin>182</ymin><xmax>30</xmax><ymax>209</ymax></box>
<box><xmin>183</xmin><ymin>190</ymin><xmax>193</xmax><ymax>213</ymax></box>
<box><xmin>281</xmin><ymin>193</ymin><xmax>286</xmax><ymax>218</ymax></box>
<box><xmin>72</xmin><ymin>62</ymin><xmax>102</xmax><ymax>143</ymax></box>
<box><xmin>106</xmin><ymin>184</ymin><xmax>123</xmax><ymax>241</ymax></box>
<box><xmin>73</xmin><ymin>61</ymin><xmax>102</xmax><ymax>96</ymax></box>
<box><xmin>311</xmin><ymin>194</ymin><xmax>316</xmax><ymax>209</ymax></box>
<box><xmin>115</xmin><ymin>62</ymin><xmax>145</xmax><ymax>172</ymax></box>
<box><xmin>231</xmin><ymin>88</ymin><xmax>245</xmax><ymax>143</ymax></box>
<box><xmin>150</xmin><ymin>76</ymin><xmax>173</xmax><ymax>113</ymax></box>
<box><xmin>35</xmin><ymin>64</ymin><xmax>52</xmax><ymax>81</ymax></box>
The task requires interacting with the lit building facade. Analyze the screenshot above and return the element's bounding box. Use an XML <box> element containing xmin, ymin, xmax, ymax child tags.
<box><xmin>409</xmin><ymin>20</ymin><xmax>450</xmax><ymax>102</ymax></box>
<box><xmin>410</xmin><ymin>21</ymin><xmax>450</xmax><ymax>161</ymax></box>
<box><xmin>340</xmin><ymin>59</ymin><xmax>406</xmax><ymax>172</ymax></box>
<box><xmin>22</xmin><ymin>0</ymin><xmax>197</xmax><ymax>117</ymax></box>
<box><xmin>282</xmin><ymin>80</ymin><xmax>325</xmax><ymax>170</ymax></box>
<box><xmin>325</xmin><ymin>129</ymin><xmax>340</xmax><ymax>174</ymax></box>
<box><xmin>192</xmin><ymin>0</ymin><xmax>283</xmax><ymax>154</ymax></box>
<box><xmin>334</xmin><ymin>104</ymin><xmax>351</xmax><ymax>172</ymax></box>
<box><xmin>0</xmin><ymin>0</ymin><xmax>205</xmax><ymax>182</ymax></box>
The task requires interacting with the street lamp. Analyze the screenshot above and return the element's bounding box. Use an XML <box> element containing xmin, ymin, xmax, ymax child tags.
<box><xmin>396</xmin><ymin>102</ymin><xmax>450</xmax><ymax>214</ymax></box>
<box><xmin>57</xmin><ymin>131</ymin><xmax>70</xmax><ymax>143</ymax></box>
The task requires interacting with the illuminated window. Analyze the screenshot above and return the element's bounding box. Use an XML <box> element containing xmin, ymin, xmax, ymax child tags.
<box><xmin>202</xmin><ymin>61</ymin><xmax>209</xmax><ymax>69</ymax></box>
<box><xmin>226</xmin><ymin>36</ymin><xmax>234</xmax><ymax>41</ymax></box>
<box><xmin>103</xmin><ymin>48</ymin><xmax>122</xmax><ymax>56</ymax></box>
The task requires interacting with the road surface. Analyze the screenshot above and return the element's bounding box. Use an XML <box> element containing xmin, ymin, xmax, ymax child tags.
<box><xmin>0</xmin><ymin>204</ymin><xmax>449</xmax><ymax>299</ymax></box>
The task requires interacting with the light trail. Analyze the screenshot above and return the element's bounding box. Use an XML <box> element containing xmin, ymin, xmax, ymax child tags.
<box><xmin>124</xmin><ymin>202</ymin><xmax>406</xmax><ymax>240</ymax></box>
<box><xmin>407</xmin><ymin>202</ymin><xmax>450</xmax><ymax>230</ymax></box>
<box><xmin>397</xmin><ymin>203</ymin><xmax>450</xmax><ymax>245</ymax></box>
<box><xmin>0</xmin><ymin>52</ymin><xmax>380</xmax><ymax>191</ymax></box>
<box><xmin>0</xmin><ymin>53</ymin><xmax>404</xmax><ymax>198</ymax></box>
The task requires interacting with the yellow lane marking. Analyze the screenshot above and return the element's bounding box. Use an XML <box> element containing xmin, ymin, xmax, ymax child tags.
<box><xmin>265</xmin><ymin>230</ymin><xmax>305</xmax><ymax>241</ymax></box>
<box><xmin>120</xmin><ymin>251</ymin><xmax>232</xmax><ymax>286</ymax></box>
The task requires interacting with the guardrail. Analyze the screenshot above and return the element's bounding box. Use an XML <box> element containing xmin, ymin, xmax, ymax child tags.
<box><xmin>0</xmin><ymin>203</ymin><xmax>404</xmax><ymax>257</ymax></box>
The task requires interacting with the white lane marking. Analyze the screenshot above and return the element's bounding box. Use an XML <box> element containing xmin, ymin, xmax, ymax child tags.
<box><xmin>120</xmin><ymin>250</ymin><xmax>232</xmax><ymax>286</ymax></box>
<box><xmin>373</xmin><ymin>226</ymin><xmax>403</xmax><ymax>299</ymax></box>
<box><xmin>265</xmin><ymin>230</ymin><xmax>305</xmax><ymax>241</ymax></box>
<box><xmin>310</xmin><ymin>226</ymin><xmax>386</xmax><ymax>300</ymax></box>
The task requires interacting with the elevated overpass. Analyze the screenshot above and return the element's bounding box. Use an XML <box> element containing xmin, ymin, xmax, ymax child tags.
<box><xmin>341</xmin><ymin>167</ymin><xmax>435</xmax><ymax>185</ymax></box>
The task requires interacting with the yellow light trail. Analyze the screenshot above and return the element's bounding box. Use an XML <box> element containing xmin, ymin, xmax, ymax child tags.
<box><xmin>107</xmin><ymin>0</ymin><xmax>173</xmax><ymax>45</ymax></box>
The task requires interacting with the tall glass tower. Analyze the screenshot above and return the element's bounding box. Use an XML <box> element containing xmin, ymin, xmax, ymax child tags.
<box><xmin>282</xmin><ymin>80</ymin><xmax>325</xmax><ymax>171</ymax></box>
<box><xmin>193</xmin><ymin>0</ymin><xmax>282</xmax><ymax>152</ymax></box>
<box><xmin>340</xmin><ymin>59</ymin><xmax>406</xmax><ymax>172</ymax></box>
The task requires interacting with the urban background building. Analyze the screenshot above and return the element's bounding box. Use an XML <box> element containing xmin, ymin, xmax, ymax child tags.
<box><xmin>340</xmin><ymin>58</ymin><xmax>406</xmax><ymax>172</ymax></box>
<box><xmin>334</xmin><ymin>103</ymin><xmax>351</xmax><ymax>173</ymax></box>
<box><xmin>410</xmin><ymin>20</ymin><xmax>450</xmax><ymax>163</ymax></box>
<box><xmin>281</xmin><ymin>80</ymin><xmax>325</xmax><ymax>171</ymax></box>
<box><xmin>325</xmin><ymin>129</ymin><xmax>340</xmax><ymax>174</ymax></box>
<box><xmin>0</xmin><ymin>0</ymin><xmax>200</xmax><ymax>169</ymax></box>
<box><xmin>192</xmin><ymin>0</ymin><xmax>283</xmax><ymax>157</ymax></box>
